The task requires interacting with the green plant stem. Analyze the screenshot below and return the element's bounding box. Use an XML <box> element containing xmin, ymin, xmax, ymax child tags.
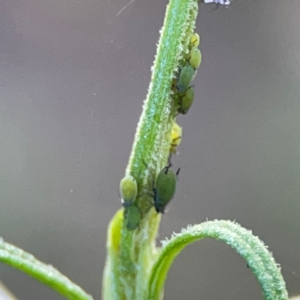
<box><xmin>103</xmin><ymin>1</ymin><xmax>288</xmax><ymax>300</ymax></box>
<box><xmin>103</xmin><ymin>0</ymin><xmax>200</xmax><ymax>299</ymax></box>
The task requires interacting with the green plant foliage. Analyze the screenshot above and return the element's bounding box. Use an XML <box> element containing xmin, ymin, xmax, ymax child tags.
<box><xmin>103</xmin><ymin>0</ymin><xmax>288</xmax><ymax>299</ymax></box>
<box><xmin>0</xmin><ymin>1</ymin><xmax>289</xmax><ymax>300</ymax></box>
<box><xmin>148</xmin><ymin>220</ymin><xmax>288</xmax><ymax>300</ymax></box>
<box><xmin>0</xmin><ymin>238</ymin><xmax>93</xmax><ymax>300</ymax></box>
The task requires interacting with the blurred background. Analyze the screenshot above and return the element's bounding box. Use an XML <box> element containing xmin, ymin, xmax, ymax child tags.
<box><xmin>0</xmin><ymin>0</ymin><xmax>300</xmax><ymax>299</ymax></box>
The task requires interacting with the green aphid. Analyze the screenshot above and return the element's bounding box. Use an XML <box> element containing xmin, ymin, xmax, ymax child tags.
<box><xmin>176</xmin><ymin>64</ymin><xmax>197</xmax><ymax>94</ymax></box>
<box><xmin>120</xmin><ymin>175</ymin><xmax>141</xmax><ymax>230</ymax></box>
<box><xmin>178</xmin><ymin>86</ymin><xmax>194</xmax><ymax>115</ymax></box>
<box><xmin>120</xmin><ymin>175</ymin><xmax>137</xmax><ymax>208</ymax></box>
<box><xmin>189</xmin><ymin>47</ymin><xmax>202</xmax><ymax>70</ymax></box>
<box><xmin>153</xmin><ymin>164</ymin><xmax>180</xmax><ymax>214</ymax></box>
<box><xmin>189</xmin><ymin>33</ymin><xmax>200</xmax><ymax>49</ymax></box>
<box><xmin>124</xmin><ymin>202</ymin><xmax>142</xmax><ymax>231</ymax></box>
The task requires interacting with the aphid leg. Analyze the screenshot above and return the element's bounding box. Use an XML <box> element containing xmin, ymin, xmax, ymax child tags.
<box><xmin>164</xmin><ymin>163</ymin><xmax>172</xmax><ymax>174</ymax></box>
<box><xmin>176</xmin><ymin>168</ymin><xmax>181</xmax><ymax>176</ymax></box>
<box><xmin>167</xmin><ymin>153</ymin><xmax>172</xmax><ymax>165</ymax></box>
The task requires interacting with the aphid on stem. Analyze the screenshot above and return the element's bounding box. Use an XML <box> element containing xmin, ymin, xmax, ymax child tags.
<box><xmin>151</xmin><ymin>164</ymin><xmax>180</xmax><ymax>214</ymax></box>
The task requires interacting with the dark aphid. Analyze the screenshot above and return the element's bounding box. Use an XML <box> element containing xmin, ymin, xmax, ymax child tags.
<box><xmin>120</xmin><ymin>175</ymin><xmax>137</xmax><ymax>208</ymax></box>
<box><xmin>153</xmin><ymin>164</ymin><xmax>180</xmax><ymax>213</ymax></box>
<box><xmin>176</xmin><ymin>64</ymin><xmax>197</xmax><ymax>94</ymax></box>
<box><xmin>178</xmin><ymin>86</ymin><xmax>194</xmax><ymax>115</ymax></box>
<box><xmin>124</xmin><ymin>202</ymin><xmax>142</xmax><ymax>231</ymax></box>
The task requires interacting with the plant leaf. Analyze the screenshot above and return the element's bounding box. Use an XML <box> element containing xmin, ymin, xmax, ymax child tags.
<box><xmin>148</xmin><ymin>220</ymin><xmax>288</xmax><ymax>300</ymax></box>
<box><xmin>0</xmin><ymin>238</ymin><xmax>93</xmax><ymax>300</ymax></box>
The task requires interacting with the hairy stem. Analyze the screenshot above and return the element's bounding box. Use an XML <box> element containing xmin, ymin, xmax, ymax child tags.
<box><xmin>103</xmin><ymin>0</ymin><xmax>200</xmax><ymax>299</ymax></box>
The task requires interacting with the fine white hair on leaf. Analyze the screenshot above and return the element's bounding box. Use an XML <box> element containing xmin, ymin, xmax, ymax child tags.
<box><xmin>116</xmin><ymin>0</ymin><xmax>136</xmax><ymax>16</ymax></box>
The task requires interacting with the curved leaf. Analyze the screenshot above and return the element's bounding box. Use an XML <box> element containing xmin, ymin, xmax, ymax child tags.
<box><xmin>148</xmin><ymin>220</ymin><xmax>288</xmax><ymax>300</ymax></box>
<box><xmin>0</xmin><ymin>238</ymin><xmax>93</xmax><ymax>300</ymax></box>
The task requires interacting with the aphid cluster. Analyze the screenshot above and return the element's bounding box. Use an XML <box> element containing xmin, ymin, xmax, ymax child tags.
<box><xmin>119</xmin><ymin>163</ymin><xmax>180</xmax><ymax>230</ymax></box>
<box><xmin>176</xmin><ymin>33</ymin><xmax>202</xmax><ymax>115</ymax></box>
<box><xmin>118</xmin><ymin>32</ymin><xmax>203</xmax><ymax>231</ymax></box>
<box><xmin>168</xmin><ymin>32</ymin><xmax>202</xmax><ymax>159</ymax></box>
